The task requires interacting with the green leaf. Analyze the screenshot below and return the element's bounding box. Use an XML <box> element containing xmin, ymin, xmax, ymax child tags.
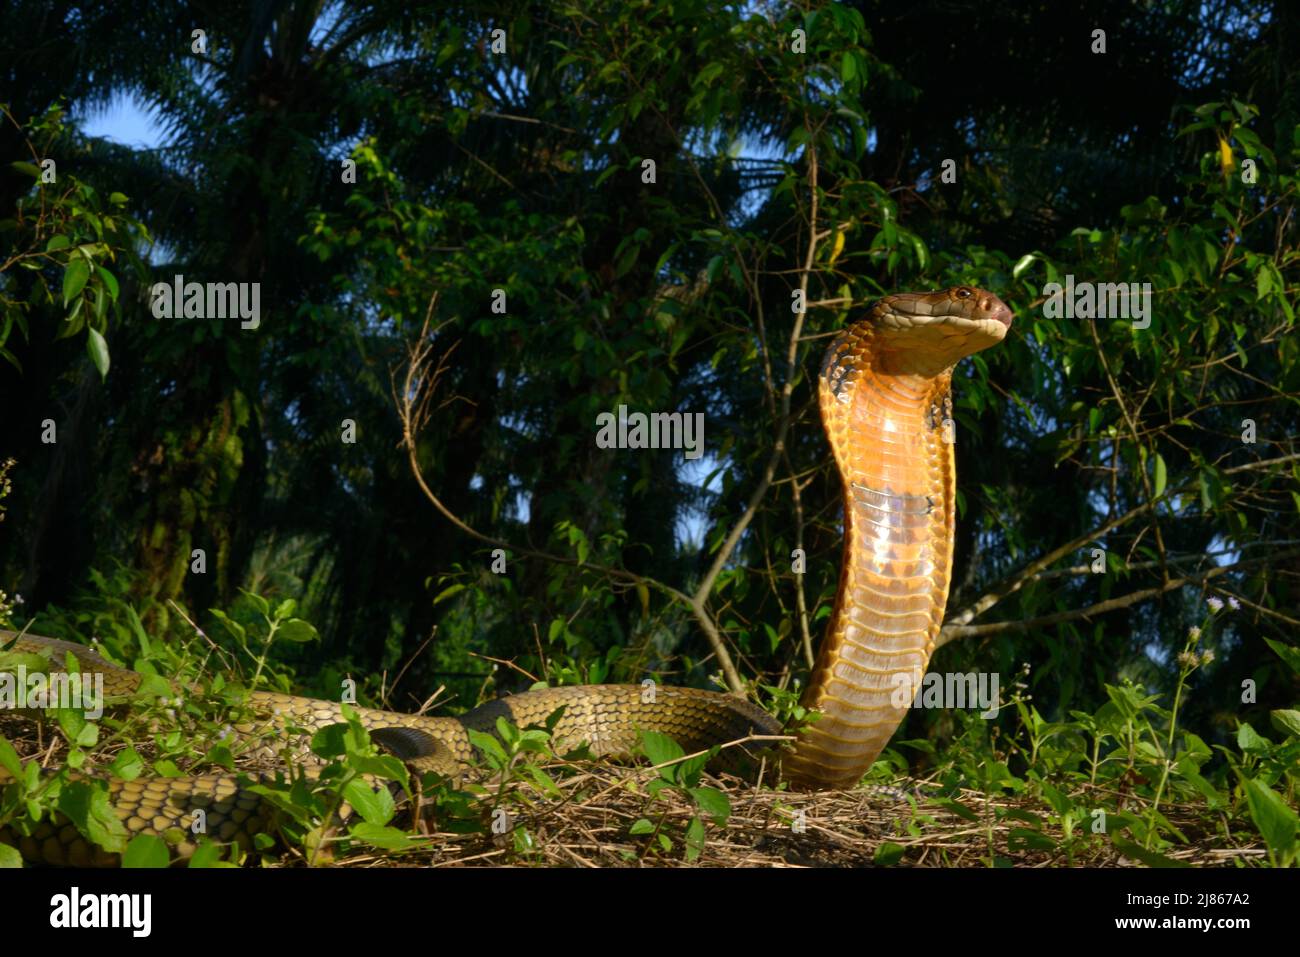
<box><xmin>932</xmin><ymin>797</ymin><xmax>980</xmax><ymax>821</ymax></box>
<box><xmin>494</xmin><ymin>716</ymin><xmax>520</xmax><ymax>748</ymax></box>
<box><xmin>86</xmin><ymin>327</ymin><xmax>110</xmax><ymax>379</ymax></box>
<box><xmin>639</xmin><ymin>730</ymin><xmax>684</xmax><ymax>768</ymax></box>
<box><xmin>350</xmin><ymin>822</ymin><xmax>418</xmax><ymax>851</ymax></box>
<box><xmin>1269</xmin><ymin>709</ymin><xmax>1300</xmax><ymax>738</ymax></box>
<box><xmin>122</xmin><ymin>834</ymin><xmax>170</xmax><ymax>868</ymax></box>
<box><xmin>62</xmin><ymin>258</ymin><xmax>90</xmax><ymax>307</ymax></box>
<box><xmin>1173</xmin><ymin>757</ymin><xmax>1225</xmax><ymax>808</ymax></box>
<box><xmin>96</xmin><ymin>265</ymin><xmax>120</xmax><ymax>302</ymax></box>
<box><xmin>56</xmin><ymin>297</ymin><xmax>84</xmax><ymax>343</ymax></box>
<box><xmin>0</xmin><ymin>844</ymin><xmax>22</xmax><ymax>867</ymax></box>
<box><xmin>465</xmin><ymin>728</ymin><xmax>509</xmax><ymax>767</ymax></box>
<box><xmin>342</xmin><ymin>777</ymin><xmax>395</xmax><ymax>826</ymax></box>
<box><xmin>432</xmin><ymin>583</ymin><xmax>466</xmax><ymax>605</ymax></box>
<box><xmin>45</xmin><ymin>234</ymin><xmax>70</xmax><ymax>252</ymax></box>
<box><xmin>209</xmin><ymin>609</ymin><xmax>246</xmax><ymax>644</ymax></box>
<box><xmin>613</xmin><ymin>241</ymin><xmax>639</xmax><ymax>279</ymax></box>
<box><xmin>1110</xmin><ymin>835</ymin><xmax>1191</xmax><ymax>868</ymax></box>
<box><xmin>1012</xmin><ymin>253</ymin><xmax>1037</xmax><ymax>279</ymax></box>
<box><xmin>696</xmin><ymin>62</ymin><xmax>725</xmax><ymax>87</ymax></box>
<box><xmin>203</xmin><ymin>743</ymin><xmax>235</xmax><ymax>771</ymax></box>
<box><xmin>684</xmin><ymin>816</ymin><xmax>706</xmax><ymax>861</ymax></box>
<box><xmin>840</xmin><ymin>51</ymin><xmax>857</xmax><ymax>82</ymax></box>
<box><xmin>0</xmin><ymin>737</ymin><xmax>23</xmax><ymax>778</ymax></box>
<box><xmin>1152</xmin><ymin>452</ymin><xmax>1167</xmax><ymax>498</ymax></box>
<box><xmin>629</xmin><ymin>818</ymin><xmax>655</xmax><ymax>835</ymax></box>
<box><xmin>10</xmin><ymin>161</ymin><xmax>40</xmax><ymax>178</ymax></box>
<box><xmin>906</xmin><ymin>233</ymin><xmax>929</xmax><ymax>271</ymax></box>
<box><xmin>688</xmin><ymin>787</ymin><xmax>731</xmax><ymax>824</ymax></box>
<box><xmin>676</xmin><ymin>750</ymin><xmax>712</xmax><ymax>786</ymax></box>
<box><xmin>1198</xmin><ymin>469</ymin><xmax>1215</xmax><ymax>511</ymax></box>
<box><xmin>1264</xmin><ymin>638</ymin><xmax>1300</xmax><ymax>674</ymax></box>
<box><xmin>109</xmin><ymin>747</ymin><xmax>144</xmax><ymax>781</ymax></box>
<box><xmin>784</xmin><ymin>126</ymin><xmax>809</xmax><ymax>156</ymax></box>
<box><xmin>516</xmin><ymin>728</ymin><xmax>551</xmax><ymax>755</ymax></box>
<box><xmin>55</xmin><ymin>708</ymin><xmax>89</xmax><ymax>746</ymax></box>
<box><xmin>349</xmin><ymin>755</ymin><xmax>406</xmax><ymax>785</ymax></box>
<box><xmin>1007</xmin><ymin>827</ymin><xmax>1056</xmax><ymax>852</ymax></box>
<box><xmin>57</xmin><ymin>781</ymin><xmax>127</xmax><ymax>853</ymax></box>
<box><xmin>525</xmin><ymin>764</ymin><xmax>563</xmax><ymax>798</ymax></box>
<box><xmin>1243</xmin><ymin>778</ymin><xmax>1297</xmax><ymax>857</ymax></box>
<box><xmin>1236</xmin><ymin>722</ymin><xmax>1271</xmax><ymax>754</ymax></box>
<box><xmin>277</xmin><ymin>618</ymin><xmax>318</xmax><ymax>643</ymax></box>
<box><xmin>874</xmin><ymin>841</ymin><xmax>905</xmax><ymax>865</ymax></box>
<box><xmin>188</xmin><ymin>840</ymin><xmax>230</xmax><ymax>868</ymax></box>
<box><xmin>1256</xmin><ymin>261</ymin><xmax>1274</xmax><ymax>299</ymax></box>
<box><xmin>244</xmin><ymin>591</ymin><xmax>271</xmax><ymax>617</ymax></box>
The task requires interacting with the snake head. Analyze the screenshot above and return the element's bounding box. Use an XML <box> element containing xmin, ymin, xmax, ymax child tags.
<box><xmin>868</xmin><ymin>285</ymin><xmax>1012</xmax><ymax>374</ymax></box>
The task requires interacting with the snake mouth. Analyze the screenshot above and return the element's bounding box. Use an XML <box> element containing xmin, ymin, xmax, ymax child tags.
<box><xmin>876</xmin><ymin>308</ymin><xmax>1011</xmax><ymax>341</ymax></box>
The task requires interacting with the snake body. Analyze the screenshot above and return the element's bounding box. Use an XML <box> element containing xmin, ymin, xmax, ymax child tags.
<box><xmin>788</xmin><ymin>287</ymin><xmax>1012</xmax><ymax>787</ymax></box>
<box><xmin>0</xmin><ymin>286</ymin><xmax>1010</xmax><ymax>864</ymax></box>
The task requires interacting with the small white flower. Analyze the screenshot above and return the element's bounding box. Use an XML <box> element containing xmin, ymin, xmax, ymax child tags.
<box><xmin>1189</xmin><ymin>625</ymin><xmax>1201</xmax><ymax>639</ymax></box>
<box><xmin>1228</xmin><ymin>597</ymin><xmax>1240</xmax><ymax>611</ymax></box>
<box><xmin>1207</xmin><ymin>596</ymin><xmax>1224</xmax><ymax>612</ymax></box>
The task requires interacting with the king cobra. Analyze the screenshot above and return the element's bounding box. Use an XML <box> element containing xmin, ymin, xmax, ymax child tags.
<box><xmin>0</xmin><ymin>285</ymin><xmax>1011</xmax><ymax>864</ymax></box>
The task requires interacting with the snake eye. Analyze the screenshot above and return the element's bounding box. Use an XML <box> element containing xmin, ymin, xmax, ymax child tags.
<box><xmin>954</xmin><ymin>287</ymin><xmax>973</xmax><ymax>299</ymax></box>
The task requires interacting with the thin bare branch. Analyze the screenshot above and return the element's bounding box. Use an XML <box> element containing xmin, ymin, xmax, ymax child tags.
<box><xmin>393</xmin><ymin>294</ymin><xmax>748</xmax><ymax>692</ymax></box>
<box><xmin>939</xmin><ymin>452</ymin><xmax>1300</xmax><ymax>646</ymax></box>
<box><xmin>940</xmin><ymin>549</ymin><xmax>1300</xmax><ymax>639</ymax></box>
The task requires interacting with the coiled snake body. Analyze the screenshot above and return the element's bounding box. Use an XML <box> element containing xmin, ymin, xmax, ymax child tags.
<box><xmin>0</xmin><ymin>286</ymin><xmax>1010</xmax><ymax>864</ymax></box>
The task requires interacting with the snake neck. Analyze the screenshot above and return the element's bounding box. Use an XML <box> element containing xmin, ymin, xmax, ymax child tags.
<box><xmin>785</xmin><ymin>323</ymin><xmax>957</xmax><ymax>790</ymax></box>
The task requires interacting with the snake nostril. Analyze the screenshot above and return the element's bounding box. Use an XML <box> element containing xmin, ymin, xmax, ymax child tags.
<box><xmin>980</xmin><ymin>295</ymin><xmax>1013</xmax><ymax>327</ymax></box>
